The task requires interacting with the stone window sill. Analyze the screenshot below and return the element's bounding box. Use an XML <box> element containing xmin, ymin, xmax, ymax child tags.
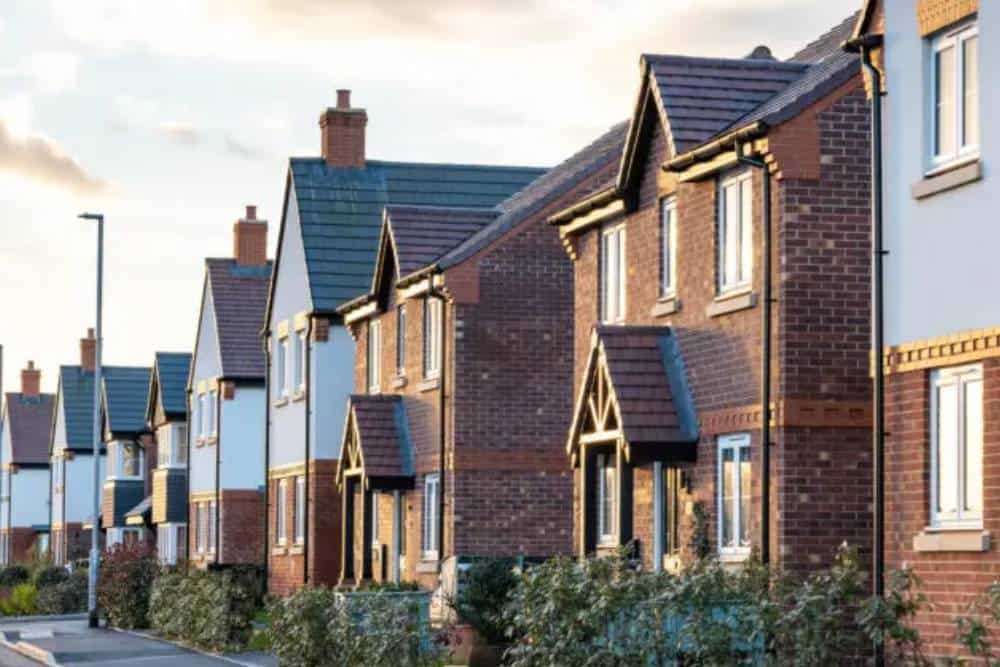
<box><xmin>273</xmin><ymin>398</ymin><xmax>289</xmax><ymax>408</ymax></box>
<box><xmin>707</xmin><ymin>291</ymin><xmax>757</xmax><ymax>318</ymax></box>
<box><xmin>391</xmin><ymin>375</ymin><xmax>408</xmax><ymax>390</ymax></box>
<box><xmin>913</xmin><ymin>528</ymin><xmax>990</xmax><ymax>553</ymax></box>
<box><xmin>289</xmin><ymin>544</ymin><xmax>304</xmax><ymax>555</ymax></box>
<box><xmin>718</xmin><ymin>549</ymin><xmax>750</xmax><ymax>564</ymax></box>
<box><xmin>272</xmin><ymin>545</ymin><xmax>288</xmax><ymax>556</ymax></box>
<box><xmin>651</xmin><ymin>297</ymin><xmax>681</xmax><ymax>319</ymax></box>
<box><xmin>912</xmin><ymin>158</ymin><xmax>982</xmax><ymax>200</ymax></box>
<box><xmin>291</xmin><ymin>391</ymin><xmax>306</xmax><ymax>403</ymax></box>
<box><xmin>418</xmin><ymin>377</ymin><xmax>440</xmax><ymax>393</ymax></box>
<box><xmin>416</xmin><ymin>559</ymin><xmax>439</xmax><ymax>574</ymax></box>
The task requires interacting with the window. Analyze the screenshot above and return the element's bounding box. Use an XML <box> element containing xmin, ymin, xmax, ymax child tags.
<box><xmin>121</xmin><ymin>442</ymin><xmax>142</xmax><ymax>478</ymax></box>
<box><xmin>422</xmin><ymin>474</ymin><xmax>439</xmax><ymax>560</ymax></box>
<box><xmin>396</xmin><ymin>305</ymin><xmax>406</xmax><ymax>374</ymax></box>
<box><xmin>661</xmin><ymin>198</ymin><xmax>677</xmax><ymax>298</ymax></box>
<box><xmin>156</xmin><ymin>524</ymin><xmax>186</xmax><ymax>565</ymax></box>
<box><xmin>299</xmin><ymin>332</ymin><xmax>308</xmax><ymax>393</ymax></box>
<box><xmin>424</xmin><ymin>299</ymin><xmax>442</xmax><ymax>379</ymax></box>
<box><xmin>292</xmin><ymin>331</ymin><xmax>305</xmax><ymax>394</ymax></box>
<box><xmin>275</xmin><ymin>338</ymin><xmax>288</xmax><ymax>400</ymax></box>
<box><xmin>208</xmin><ymin>390</ymin><xmax>217</xmax><ymax>438</ymax></box>
<box><xmin>207</xmin><ymin>500</ymin><xmax>217</xmax><ymax>553</ymax></box>
<box><xmin>294</xmin><ymin>475</ymin><xmax>305</xmax><ymax>544</ymax></box>
<box><xmin>931</xmin><ymin>22</ymin><xmax>979</xmax><ymax>167</ymax></box>
<box><xmin>191</xmin><ymin>396</ymin><xmax>200</xmax><ymax>442</ymax></box>
<box><xmin>718</xmin><ymin>434</ymin><xmax>752</xmax><ymax>557</ymax></box>
<box><xmin>368</xmin><ymin>320</ymin><xmax>382</xmax><ymax>394</ymax></box>
<box><xmin>663</xmin><ymin>466</ymin><xmax>681</xmax><ymax>556</ymax></box>
<box><xmin>601</xmin><ymin>224</ymin><xmax>626</xmax><ymax>323</ymax></box>
<box><xmin>597</xmin><ymin>453</ymin><xmax>617</xmax><ymax>544</ymax></box>
<box><xmin>158</xmin><ymin>423</ymin><xmax>187</xmax><ymax>467</ymax></box>
<box><xmin>718</xmin><ymin>171</ymin><xmax>753</xmax><ymax>295</ymax></box>
<box><xmin>196</xmin><ymin>504</ymin><xmax>206</xmax><ymax>553</ymax></box>
<box><xmin>276</xmin><ymin>478</ymin><xmax>287</xmax><ymax>545</ymax></box>
<box><xmin>932</xmin><ymin>364</ymin><xmax>983</xmax><ymax>528</ymax></box>
<box><xmin>371</xmin><ymin>492</ymin><xmax>380</xmax><ymax>545</ymax></box>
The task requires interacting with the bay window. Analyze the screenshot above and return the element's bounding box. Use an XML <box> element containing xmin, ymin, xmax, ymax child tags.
<box><xmin>718</xmin><ymin>433</ymin><xmax>751</xmax><ymax>558</ymax></box>
<box><xmin>931</xmin><ymin>364</ymin><xmax>983</xmax><ymax>528</ymax></box>
<box><xmin>718</xmin><ymin>171</ymin><xmax>753</xmax><ymax>295</ymax></box>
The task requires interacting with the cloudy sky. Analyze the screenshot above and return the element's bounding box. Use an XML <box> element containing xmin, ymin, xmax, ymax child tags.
<box><xmin>0</xmin><ymin>0</ymin><xmax>854</xmax><ymax>395</ymax></box>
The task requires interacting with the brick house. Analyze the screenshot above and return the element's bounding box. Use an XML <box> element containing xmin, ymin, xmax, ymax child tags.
<box><xmin>0</xmin><ymin>362</ymin><xmax>54</xmax><ymax>564</ymax></box>
<box><xmin>853</xmin><ymin>0</ymin><xmax>995</xmax><ymax>657</ymax></box>
<box><xmin>334</xmin><ymin>124</ymin><xmax>623</xmax><ymax>604</ymax></box>
<box><xmin>187</xmin><ymin>206</ymin><xmax>271</xmax><ymax>569</ymax></box>
<box><xmin>99</xmin><ymin>365</ymin><xmax>153</xmax><ymax>549</ymax></box>
<box><xmin>263</xmin><ymin>90</ymin><xmax>544</xmax><ymax>595</ymax></box>
<box><xmin>50</xmin><ymin>330</ymin><xmax>106</xmax><ymax>565</ymax></box>
<box><xmin>554</xmin><ymin>16</ymin><xmax>875</xmax><ymax>573</ymax></box>
<box><xmin>144</xmin><ymin>351</ymin><xmax>191</xmax><ymax>565</ymax></box>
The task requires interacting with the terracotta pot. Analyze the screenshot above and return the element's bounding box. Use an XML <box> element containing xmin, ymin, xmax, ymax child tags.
<box><xmin>469</xmin><ymin>643</ymin><xmax>507</xmax><ymax>667</ymax></box>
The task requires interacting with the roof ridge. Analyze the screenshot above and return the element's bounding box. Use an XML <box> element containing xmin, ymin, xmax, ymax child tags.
<box><xmin>290</xmin><ymin>156</ymin><xmax>548</xmax><ymax>173</ymax></box>
<box><xmin>644</xmin><ymin>53</ymin><xmax>807</xmax><ymax>71</ymax></box>
<box><xmin>788</xmin><ymin>12</ymin><xmax>860</xmax><ymax>64</ymax></box>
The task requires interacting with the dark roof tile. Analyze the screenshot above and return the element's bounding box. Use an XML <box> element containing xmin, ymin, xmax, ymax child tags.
<box><xmin>151</xmin><ymin>352</ymin><xmax>191</xmax><ymax>418</ymax></box>
<box><xmin>4</xmin><ymin>392</ymin><xmax>55</xmax><ymax>465</ymax></box>
<box><xmin>385</xmin><ymin>206</ymin><xmax>500</xmax><ymax>279</ymax></box>
<box><xmin>345</xmin><ymin>394</ymin><xmax>414</xmax><ymax>479</ymax></box>
<box><xmin>207</xmin><ymin>259</ymin><xmax>272</xmax><ymax>379</ymax></box>
<box><xmin>102</xmin><ymin>367</ymin><xmax>152</xmax><ymax>436</ymax></box>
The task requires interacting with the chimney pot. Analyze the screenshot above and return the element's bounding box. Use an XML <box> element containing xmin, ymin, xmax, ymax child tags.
<box><xmin>320</xmin><ymin>91</ymin><xmax>367</xmax><ymax>168</ymax></box>
<box><xmin>21</xmin><ymin>361</ymin><xmax>40</xmax><ymax>398</ymax></box>
<box><xmin>245</xmin><ymin>205</ymin><xmax>257</xmax><ymax>221</ymax></box>
<box><xmin>337</xmin><ymin>89</ymin><xmax>351</xmax><ymax>109</ymax></box>
<box><xmin>234</xmin><ymin>205</ymin><xmax>268</xmax><ymax>267</ymax></box>
<box><xmin>80</xmin><ymin>329</ymin><xmax>96</xmax><ymax>372</ymax></box>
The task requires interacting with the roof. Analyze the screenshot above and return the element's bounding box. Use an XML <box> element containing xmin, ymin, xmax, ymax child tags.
<box><xmin>206</xmin><ymin>258</ymin><xmax>272</xmax><ymax>379</ymax></box>
<box><xmin>339</xmin><ymin>395</ymin><xmax>414</xmax><ymax>481</ymax></box>
<box><xmin>124</xmin><ymin>495</ymin><xmax>152</xmax><ymax>522</ymax></box>
<box><xmin>852</xmin><ymin>0</ymin><xmax>880</xmax><ymax>40</ymax></box>
<box><xmin>150</xmin><ymin>352</ymin><xmax>191</xmax><ymax>419</ymax></box>
<box><xmin>385</xmin><ymin>205</ymin><xmax>500</xmax><ymax>279</ymax></box>
<box><xmin>102</xmin><ymin>366</ymin><xmax>152</xmax><ymax>436</ymax></box>
<box><xmin>286</xmin><ymin>158</ymin><xmax>546</xmax><ymax>313</ymax></box>
<box><xmin>56</xmin><ymin>366</ymin><xmax>95</xmax><ymax>450</ymax></box>
<box><xmin>4</xmin><ymin>393</ymin><xmax>55</xmax><ymax>465</ymax></box>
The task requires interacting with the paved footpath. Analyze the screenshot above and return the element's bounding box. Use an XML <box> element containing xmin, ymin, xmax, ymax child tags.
<box><xmin>0</xmin><ymin>616</ymin><xmax>277</xmax><ymax>667</ymax></box>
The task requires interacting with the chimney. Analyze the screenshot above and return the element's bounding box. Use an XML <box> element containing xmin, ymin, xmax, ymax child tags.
<box><xmin>21</xmin><ymin>361</ymin><xmax>40</xmax><ymax>398</ymax></box>
<box><xmin>80</xmin><ymin>328</ymin><xmax>96</xmax><ymax>372</ymax></box>
<box><xmin>233</xmin><ymin>205</ymin><xmax>268</xmax><ymax>267</ymax></box>
<box><xmin>319</xmin><ymin>89</ymin><xmax>367</xmax><ymax>169</ymax></box>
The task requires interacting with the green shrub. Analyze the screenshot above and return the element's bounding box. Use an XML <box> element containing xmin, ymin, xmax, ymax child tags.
<box><xmin>354</xmin><ymin>579</ymin><xmax>420</xmax><ymax>592</ymax></box>
<box><xmin>150</xmin><ymin>565</ymin><xmax>263</xmax><ymax>652</ymax></box>
<box><xmin>267</xmin><ymin>587</ymin><xmax>441</xmax><ymax>667</ymax></box>
<box><xmin>0</xmin><ymin>565</ymin><xmax>30</xmax><ymax>588</ymax></box>
<box><xmin>97</xmin><ymin>543</ymin><xmax>158</xmax><ymax>629</ymax></box>
<box><xmin>36</xmin><ymin>569</ymin><xmax>87</xmax><ymax>615</ymax></box>
<box><xmin>33</xmin><ymin>566</ymin><xmax>69</xmax><ymax>589</ymax></box>
<box><xmin>452</xmin><ymin>558</ymin><xmax>518</xmax><ymax>646</ymax></box>
<box><xmin>0</xmin><ymin>583</ymin><xmax>38</xmax><ymax>616</ymax></box>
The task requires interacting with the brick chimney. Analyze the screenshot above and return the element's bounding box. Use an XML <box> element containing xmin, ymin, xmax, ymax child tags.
<box><xmin>319</xmin><ymin>89</ymin><xmax>367</xmax><ymax>169</ymax></box>
<box><xmin>21</xmin><ymin>361</ymin><xmax>40</xmax><ymax>398</ymax></box>
<box><xmin>80</xmin><ymin>328</ymin><xmax>96</xmax><ymax>372</ymax></box>
<box><xmin>233</xmin><ymin>205</ymin><xmax>268</xmax><ymax>267</ymax></box>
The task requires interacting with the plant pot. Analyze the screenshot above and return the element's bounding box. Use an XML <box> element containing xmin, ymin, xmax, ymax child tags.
<box><xmin>469</xmin><ymin>643</ymin><xmax>507</xmax><ymax>667</ymax></box>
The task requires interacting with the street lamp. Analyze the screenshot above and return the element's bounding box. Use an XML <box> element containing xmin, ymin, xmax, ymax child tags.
<box><xmin>78</xmin><ymin>212</ymin><xmax>103</xmax><ymax>629</ymax></box>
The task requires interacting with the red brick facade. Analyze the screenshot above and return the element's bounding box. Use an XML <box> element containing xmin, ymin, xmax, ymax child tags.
<box><xmin>565</xmin><ymin>79</ymin><xmax>874</xmax><ymax>573</ymax></box>
<box><xmin>3</xmin><ymin>527</ymin><xmax>38</xmax><ymax>565</ymax></box>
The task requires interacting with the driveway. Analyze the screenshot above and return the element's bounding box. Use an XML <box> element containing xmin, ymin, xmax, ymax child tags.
<box><xmin>0</xmin><ymin>616</ymin><xmax>277</xmax><ymax>667</ymax></box>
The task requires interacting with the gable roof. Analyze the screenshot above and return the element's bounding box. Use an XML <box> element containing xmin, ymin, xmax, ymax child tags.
<box><xmin>337</xmin><ymin>394</ymin><xmax>415</xmax><ymax>485</ymax></box>
<box><xmin>205</xmin><ymin>258</ymin><xmax>272</xmax><ymax>380</ymax></box>
<box><xmin>384</xmin><ymin>205</ymin><xmax>500</xmax><ymax>281</ymax></box>
<box><xmin>55</xmin><ymin>366</ymin><xmax>95</xmax><ymax>451</ymax></box>
<box><xmin>148</xmin><ymin>352</ymin><xmax>191</xmax><ymax>422</ymax></box>
<box><xmin>619</xmin><ymin>14</ymin><xmax>860</xmax><ymax>183</ymax></box>
<box><xmin>4</xmin><ymin>393</ymin><xmax>55</xmax><ymax>466</ymax></box>
<box><xmin>101</xmin><ymin>366</ymin><xmax>152</xmax><ymax>437</ymax></box>
<box><xmin>279</xmin><ymin>158</ymin><xmax>546</xmax><ymax>317</ymax></box>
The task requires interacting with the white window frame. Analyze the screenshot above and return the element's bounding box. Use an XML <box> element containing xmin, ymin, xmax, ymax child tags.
<box><xmin>596</xmin><ymin>453</ymin><xmax>617</xmax><ymax>545</ymax></box>
<box><xmin>422</xmin><ymin>473</ymin><xmax>440</xmax><ymax>561</ymax></box>
<box><xmin>292</xmin><ymin>331</ymin><xmax>304</xmax><ymax>394</ymax></box>
<box><xmin>424</xmin><ymin>299</ymin><xmax>442</xmax><ymax>379</ymax></box>
<box><xmin>276</xmin><ymin>478</ymin><xmax>287</xmax><ymax>546</ymax></box>
<box><xmin>600</xmin><ymin>224</ymin><xmax>626</xmax><ymax>323</ymax></box>
<box><xmin>196</xmin><ymin>503</ymin><xmax>206</xmax><ymax>553</ymax></box>
<box><xmin>717</xmin><ymin>433</ymin><xmax>752</xmax><ymax>559</ymax></box>
<box><xmin>157</xmin><ymin>523</ymin><xmax>185</xmax><ymax>565</ymax></box>
<box><xmin>717</xmin><ymin>171</ymin><xmax>753</xmax><ymax>296</ymax></box>
<box><xmin>275</xmin><ymin>337</ymin><xmax>289</xmax><ymax>400</ymax></box>
<box><xmin>294</xmin><ymin>475</ymin><xmax>305</xmax><ymax>545</ymax></box>
<box><xmin>371</xmin><ymin>491</ymin><xmax>380</xmax><ymax>546</ymax></box>
<box><xmin>191</xmin><ymin>396</ymin><xmax>200</xmax><ymax>442</ymax></box>
<box><xmin>207</xmin><ymin>500</ymin><xmax>217</xmax><ymax>554</ymax></box>
<box><xmin>929</xmin><ymin>22</ymin><xmax>979</xmax><ymax>170</ymax></box>
<box><xmin>396</xmin><ymin>305</ymin><xmax>406</xmax><ymax>375</ymax></box>
<box><xmin>930</xmin><ymin>364</ymin><xmax>983</xmax><ymax>529</ymax></box>
<box><xmin>661</xmin><ymin>197</ymin><xmax>677</xmax><ymax>298</ymax></box>
<box><xmin>208</xmin><ymin>390</ymin><xmax>217</xmax><ymax>438</ymax></box>
<box><xmin>368</xmin><ymin>319</ymin><xmax>382</xmax><ymax>394</ymax></box>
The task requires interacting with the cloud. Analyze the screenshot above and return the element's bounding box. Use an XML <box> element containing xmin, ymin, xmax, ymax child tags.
<box><xmin>0</xmin><ymin>51</ymin><xmax>80</xmax><ymax>95</ymax></box>
<box><xmin>223</xmin><ymin>135</ymin><xmax>259</xmax><ymax>159</ymax></box>
<box><xmin>0</xmin><ymin>118</ymin><xmax>108</xmax><ymax>194</ymax></box>
<box><xmin>158</xmin><ymin>121</ymin><xmax>201</xmax><ymax>145</ymax></box>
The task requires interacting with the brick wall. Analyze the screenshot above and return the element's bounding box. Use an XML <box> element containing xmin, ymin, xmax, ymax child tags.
<box><xmin>219</xmin><ymin>488</ymin><xmax>263</xmax><ymax>565</ymax></box>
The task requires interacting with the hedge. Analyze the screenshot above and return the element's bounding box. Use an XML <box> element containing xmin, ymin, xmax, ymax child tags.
<box><xmin>97</xmin><ymin>543</ymin><xmax>158</xmax><ymax>629</ymax></box>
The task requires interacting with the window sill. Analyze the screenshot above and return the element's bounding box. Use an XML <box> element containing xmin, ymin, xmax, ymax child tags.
<box><xmin>662</xmin><ymin>553</ymin><xmax>683</xmax><ymax>574</ymax></box>
<box><xmin>204</xmin><ymin>436</ymin><xmax>217</xmax><ymax>446</ymax></box>
<box><xmin>912</xmin><ymin>158</ymin><xmax>982</xmax><ymax>200</ymax></box>
<box><xmin>291</xmin><ymin>391</ymin><xmax>306</xmax><ymax>403</ymax></box>
<box><xmin>289</xmin><ymin>544</ymin><xmax>304</xmax><ymax>555</ymax></box>
<box><xmin>717</xmin><ymin>550</ymin><xmax>750</xmax><ymax>564</ymax></box>
<box><xmin>913</xmin><ymin>528</ymin><xmax>990</xmax><ymax>553</ymax></box>
<box><xmin>156</xmin><ymin>465</ymin><xmax>186</xmax><ymax>472</ymax></box>
<box><xmin>272</xmin><ymin>545</ymin><xmax>288</xmax><ymax>556</ymax></box>
<box><xmin>651</xmin><ymin>297</ymin><xmax>681</xmax><ymax>319</ymax></box>
<box><xmin>706</xmin><ymin>291</ymin><xmax>757</xmax><ymax>318</ymax></box>
<box><xmin>416</xmin><ymin>559</ymin><xmax>439</xmax><ymax>574</ymax></box>
<box><xmin>391</xmin><ymin>375</ymin><xmax>408</xmax><ymax>390</ymax></box>
<box><xmin>418</xmin><ymin>377</ymin><xmax>440</xmax><ymax>393</ymax></box>
<box><xmin>272</xmin><ymin>398</ymin><xmax>289</xmax><ymax>408</ymax></box>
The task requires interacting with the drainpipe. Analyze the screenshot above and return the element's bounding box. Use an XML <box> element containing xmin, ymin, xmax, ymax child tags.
<box><xmin>304</xmin><ymin>324</ymin><xmax>312</xmax><ymax>584</ymax></box>
<box><xmin>214</xmin><ymin>385</ymin><xmax>221</xmax><ymax>564</ymax></box>
<box><xmin>185</xmin><ymin>390</ymin><xmax>191</xmax><ymax>566</ymax></box>
<box><xmin>263</xmin><ymin>336</ymin><xmax>271</xmax><ymax>589</ymax></box>
<box><xmin>737</xmin><ymin>144</ymin><xmax>772</xmax><ymax>566</ymax></box>
<box><xmin>845</xmin><ymin>33</ymin><xmax>886</xmax><ymax>666</ymax></box>
<box><xmin>428</xmin><ymin>280</ymin><xmax>447</xmax><ymax>568</ymax></box>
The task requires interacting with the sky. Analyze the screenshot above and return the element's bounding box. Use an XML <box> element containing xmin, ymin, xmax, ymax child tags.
<box><xmin>0</xmin><ymin>0</ymin><xmax>855</xmax><ymax>396</ymax></box>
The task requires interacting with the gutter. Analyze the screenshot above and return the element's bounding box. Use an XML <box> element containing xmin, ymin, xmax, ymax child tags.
<box><xmin>665</xmin><ymin>122</ymin><xmax>768</xmax><ymax>173</ymax></box>
<box><xmin>547</xmin><ymin>186</ymin><xmax>619</xmax><ymax>227</ymax></box>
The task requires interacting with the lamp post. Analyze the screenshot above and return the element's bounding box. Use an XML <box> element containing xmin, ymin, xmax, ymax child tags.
<box><xmin>78</xmin><ymin>212</ymin><xmax>103</xmax><ymax>629</ymax></box>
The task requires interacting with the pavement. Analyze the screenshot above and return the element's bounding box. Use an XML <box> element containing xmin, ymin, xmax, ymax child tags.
<box><xmin>0</xmin><ymin>616</ymin><xmax>278</xmax><ymax>667</ymax></box>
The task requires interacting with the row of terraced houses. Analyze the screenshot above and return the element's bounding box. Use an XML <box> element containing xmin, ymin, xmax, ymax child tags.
<box><xmin>0</xmin><ymin>1</ymin><xmax>994</xmax><ymax>657</ymax></box>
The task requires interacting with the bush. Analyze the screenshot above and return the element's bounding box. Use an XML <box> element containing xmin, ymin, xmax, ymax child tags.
<box><xmin>33</xmin><ymin>566</ymin><xmax>69</xmax><ymax>589</ymax></box>
<box><xmin>0</xmin><ymin>565</ymin><xmax>30</xmax><ymax>588</ymax></box>
<box><xmin>267</xmin><ymin>587</ymin><xmax>442</xmax><ymax>667</ymax></box>
<box><xmin>452</xmin><ymin>558</ymin><xmax>518</xmax><ymax>646</ymax></box>
<box><xmin>97</xmin><ymin>543</ymin><xmax>158</xmax><ymax>629</ymax></box>
<box><xmin>0</xmin><ymin>583</ymin><xmax>38</xmax><ymax>616</ymax></box>
<box><xmin>150</xmin><ymin>565</ymin><xmax>263</xmax><ymax>652</ymax></box>
<box><xmin>36</xmin><ymin>569</ymin><xmax>88</xmax><ymax>615</ymax></box>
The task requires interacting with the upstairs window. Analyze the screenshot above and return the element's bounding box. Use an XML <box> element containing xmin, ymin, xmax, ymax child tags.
<box><xmin>396</xmin><ymin>305</ymin><xmax>407</xmax><ymax>375</ymax></box>
<box><xmin>597</xmin><ymin>453</ymin><xmax>617</xmax><ymax>545</ymax></box>
<box><xmin>601</xmin><ymin>224</ymin><xmax>626</xmax><ymax>323</ymax></box>
<box><xmin>208</xmin><ymin>390</ymin><xmax>217</xmax><ymax>438</ymax></box>
<box><xmin>718</xmin><ymin>433</ymin><xmax>752</xmax><ymax>558</ymax></box>
<box><xmin>931</xmin><ymin>22</ymin><xmax>979</xmax><ymax>167</ymax></box>
<box><xmin>422</xmin><ymin>473</ymin><xmax>439</xmax><ymax>560</ymax></box>
<box><xmin>368</xmin><ymin>319</ymin><xmax>382</xmax><ymax>394</ymax></box>
<box><xmin>275</xmin><ymin>337</ymin><xmax>288</xmax><ymax>400</ymax></box>
<box><xmin>424</xmin><ymin>298</ymin><xmax>442</xmax><ymax>379</ymax></box>
<box><xmin>718</xmin><ymin>171</ymin><xmax>753</xmax><ymax>295</ymax></box>
<box><xmin>932</xmin><ymin>364</ymin><xmax>983</xmax><ymax>528</ymax></box>
<box><xmin>292</xmin><ymin>331</ymin><xmax>305</xmax><ymax>394</ymax></box>
<box><xmin>159</xmin><ymin>423</ymin><xmax>188</xmax><ymax>467</ymax></box>
<box><xmin>661</xmin><ymin>198</ymin><xmax>677</xmax><ymax>298</ymax></box>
